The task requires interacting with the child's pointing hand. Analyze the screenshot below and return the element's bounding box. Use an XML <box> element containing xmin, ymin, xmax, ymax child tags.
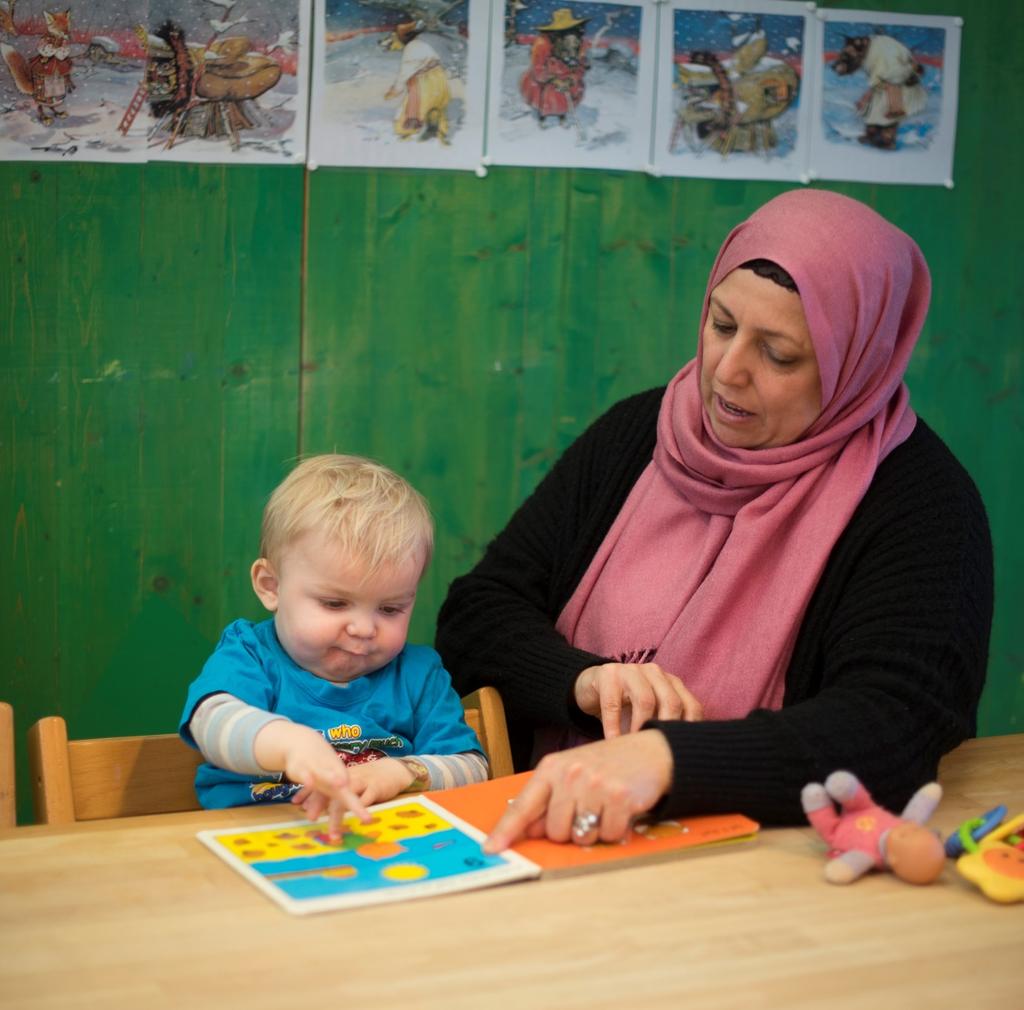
<box><xmin>254</xmin><ymin>721</ymin><xmax>371</xmax><ymax>840</ymax></box>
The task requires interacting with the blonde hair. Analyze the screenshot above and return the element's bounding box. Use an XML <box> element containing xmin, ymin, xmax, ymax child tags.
<box><xmin>259</xmin><ymin>455</ymin><xmax>433</xmax><ymax>576</ymax></box>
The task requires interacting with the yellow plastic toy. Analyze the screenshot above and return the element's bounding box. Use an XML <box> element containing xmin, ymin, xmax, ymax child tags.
<box><xmin>955</xmin><ymin>812</ymin><xmax>1024</xmax><ymax>904</ymax></box>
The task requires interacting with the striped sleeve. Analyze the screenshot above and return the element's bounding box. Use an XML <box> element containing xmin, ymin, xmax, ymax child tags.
<box><xmin>412</xmin><ymin>751</ymin><xmax>489</xmax><ymax>791</ymax></box>
<box><xmin>190</xmin><ymin>692</ymin><xmax>288</xmax><ymax>775</ymax></box>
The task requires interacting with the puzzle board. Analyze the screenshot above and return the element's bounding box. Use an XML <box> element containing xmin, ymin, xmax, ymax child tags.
<box><xmin>198</xmin><ymin>795</ymin><xmax>540</xmax><ymax>915</ymax></box>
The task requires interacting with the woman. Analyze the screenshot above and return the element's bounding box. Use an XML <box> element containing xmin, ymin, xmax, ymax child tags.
<box><xmin>435</xmin><ymin>190</ymin><xmax>993</xmax><ymax>847</ymax></box>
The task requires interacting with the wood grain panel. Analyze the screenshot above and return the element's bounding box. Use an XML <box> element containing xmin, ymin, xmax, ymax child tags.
<box><xmin>1</xmin><ymin>163</ymin><xmax>301</xmax><ymax>823</ymax></box>
<box><xmin>1</xmin><ymin>0</ymin><xmax>1021</xmax><ymax>827</ymax></box>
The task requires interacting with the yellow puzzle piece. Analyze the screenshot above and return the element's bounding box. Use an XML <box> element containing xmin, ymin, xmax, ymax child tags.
<box><xmin>956</xmin><ymin>812</ymin><xmax>1024</xmax><ymax>903</ymax></box>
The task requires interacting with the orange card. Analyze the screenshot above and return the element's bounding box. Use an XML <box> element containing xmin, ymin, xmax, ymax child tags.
<box><xmin>428</xmin><ymin>772</ymin><xmax>759</xmax><ymax>877</ymax></box>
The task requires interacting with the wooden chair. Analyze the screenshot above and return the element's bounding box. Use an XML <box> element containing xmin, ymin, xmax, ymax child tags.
<box><xmin>28</xmin><ymin>717</ymin><xmax>203</xmax><ymax>825</ymax></box>
<box><xmin>0</xmin><ymin>702</ymin><xmax>15</xmax><ymax>828</ymax></box>
<box><xmin>28</xmin><ymin>686</ymin><xmax>514</xmax><ymax>824</ymax></box>
<box><xmin>461</xmin><ymin>686</ymin><xmax>514</xmax><ymax>780</ymax></box>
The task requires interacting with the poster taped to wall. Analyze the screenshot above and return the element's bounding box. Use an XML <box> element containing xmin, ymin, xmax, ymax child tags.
<box><xmin>0</xmin><ymin>0</ymin><xmax>309</xmax><ymax>164</ymax></box>
<box><xmin>485</xmin><ymin>0</ymin><xmax>657</xmax><ymax>172</ymax></box>
<box><xmin>1</xmin><ymin>0</ymin><xmax>962</xmax><ymax>182</ymax></box>
<box><xmin>145</xmin><ymin>0</ymin><xmax>309</xmax><ymax>164</ymax></box>
<box><xmin>0</xmin><ymin>0</ymin><xmax>150</xmax><ymax>161</ymax></box>
<box><xmin>808</xmin><ymin>9</ymin><xmax>961</xmax><ymax>187</ymax></box>
<box><xmin>309</xmin><ymin>0</ymin><xmax>488</xmax><ymax>171</ymax></box>
<box><xmin>652</xmin><ymin>0</ymin><xmax>815</xmax><ymax>181</ymax></box>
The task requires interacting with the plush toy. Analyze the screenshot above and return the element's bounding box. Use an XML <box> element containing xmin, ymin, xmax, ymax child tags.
<box><xmin>801</xmin><ymin>770</ymin><xmax>945</xmax><ymax>885</ymax></box>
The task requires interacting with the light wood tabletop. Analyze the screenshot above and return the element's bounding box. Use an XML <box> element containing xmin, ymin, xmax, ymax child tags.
<box><xmin>1</xmin><ymin>735</ymin><xmax>1021</xmax><ymax>1010</ymax></box>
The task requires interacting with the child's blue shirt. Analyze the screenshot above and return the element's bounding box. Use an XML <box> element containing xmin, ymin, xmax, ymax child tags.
<box><xmin>179</xmin><ymin>618</ymin><xmax>481</xmax><ymax>809</ymax></box>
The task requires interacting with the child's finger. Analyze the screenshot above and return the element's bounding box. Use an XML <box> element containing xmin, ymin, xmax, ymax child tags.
<box><xmin>339</xmin><ymin>786</ymin><xmax>371</xmax><ymax>823</ymax></box>
<box><xmin>310</xmin><ymin>767</ymin><xmax>371</xmax><ymax>824</ymax></box>
<box><xmin>324</xmin><ymin>788</ymin><xmax>370</xmax><ymax>840</ymax></box>
<box><xmin>303</xmin><ymin>791</ymin><xmax>327</xmax><ymax>822</ymax></box>
<box><xmin>327</xmin><ymin>801</ymin><xmax>345</xmax><ymax>843</ymax></box>
<box><xmin>358</xmin><ymin>783</ymin><xmax>381</xmax><ymax>806</ymax></box>
<box><xmin>291</xmin><ymin>783</ymin><xmax>313</xmax><ymax>805</ymax></box>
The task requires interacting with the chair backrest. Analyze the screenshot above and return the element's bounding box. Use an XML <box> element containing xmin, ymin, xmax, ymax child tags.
<box><xmin>461</xmin><ymin>686</ymin><xmax>514</xmax><ymax>779</ymax></box>
<box><xmin>0</xmin><ymin>702</ymin><xmax>15</xmax><ymax>828</ymax></box>
<box><xmin>29</xmin><ymin>685</ymin><xmax>515</xmax><ymax>824</ymax></box>
<box><xmin>28</xmin><ymin>716</ymin><xmax>203</xmax><ymax>825</ymax></box>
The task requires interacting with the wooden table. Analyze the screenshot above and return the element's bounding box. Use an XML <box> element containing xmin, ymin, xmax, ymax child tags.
<box><xmin>1</xmin><ymin>735</ymin><xmax>1021</xmax><ymax>1009</ymax></box>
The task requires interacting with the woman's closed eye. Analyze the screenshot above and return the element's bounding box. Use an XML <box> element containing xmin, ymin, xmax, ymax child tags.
<box><xmin>710</xmin><ymin>318</ymin><xmax>795</xmax><ymax>366</ymax></box>
<box><xmin>763</xmin><ymin>343</ymin><xmax>796</xmax><ymax>366</ymax></box>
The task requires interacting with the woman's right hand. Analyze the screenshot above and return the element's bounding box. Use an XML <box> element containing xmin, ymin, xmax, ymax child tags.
<box><xmin>574</xmin><ymin>662</ymin><xmax>703</xmax><ymax>739</ymax></box>
<box><xmin>484</xmin><ymin>730</ymin><xmax>675</xmax><ymax>851</ymax></box>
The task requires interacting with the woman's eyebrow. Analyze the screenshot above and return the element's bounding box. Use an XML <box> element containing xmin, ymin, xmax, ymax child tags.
<box><xmin>753</xmin><ymin>326</ymin><xmax>804</xmax><ymax>347</ymax></box>
<box><xmin>708</xmin><ymin>296</ymin><xmax>734</xmax><ymax>318</ymax></box>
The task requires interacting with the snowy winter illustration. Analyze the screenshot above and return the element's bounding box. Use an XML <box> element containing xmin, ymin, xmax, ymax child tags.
<box><xmin>822</xmin><ymin>21</ymin><xmax>944</xmax><ymax>152</ymax></box>
<box><xmin>809</xmin><ymin>12</ymin><xmax>960</xmax><ymax>186</ymax></box>
<box><xmin>144</xmin><ymin>0</ymin><xmax>307</xmax><ymax>162</ymax></box>
<box><xmin>309</xmin><ymin>0</ymin><xmax>488</xmax><ymax>170</ymax></box>
<box><xmin>1</xmin><ymin>1</ymin><xmax>962</xmax><ymax>181</ymax></box>
<box><xmin>486</xmin><ymin>1</ymin><xmax>656</xmax><ymax>171</ymax></box>
<box><xmin>1</xmin><ymin>1</ymin><xmax>148</xmax><ymax>159</ymax></box>
<box><xmin>653</xmin><ymin>1</ymin><xmax>811</xmax><ymax>181</ymax></box>
<box><xmin>0</xmin><ymin>0</ymin><xmax>307</xmax><ymax>163</ymax></box>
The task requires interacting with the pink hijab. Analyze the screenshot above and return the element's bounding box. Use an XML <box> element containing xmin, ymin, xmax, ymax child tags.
<box><xmin>553</xmin><ymin>190</ymin><xmax>931</xmax><ymax>724</ymax></box>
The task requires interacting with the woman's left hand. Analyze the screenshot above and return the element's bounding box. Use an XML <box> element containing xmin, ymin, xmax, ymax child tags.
<box><xmin>483</xmin><ymin>730</ymin><xmax>674</xmax><ymax>852</ymax></box>
<box><xmin>574</xmin><ymin>662</ymin><xmax>703</xmax><ymax>738</ymax></box>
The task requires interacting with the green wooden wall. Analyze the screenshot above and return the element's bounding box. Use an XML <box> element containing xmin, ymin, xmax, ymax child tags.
<box><xmin>3</xmin><ymin>1</ymin><xmax>1021</xmax><ymax>823</ymax></box>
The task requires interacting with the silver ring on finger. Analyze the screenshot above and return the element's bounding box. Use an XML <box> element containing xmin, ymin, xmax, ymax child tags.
<box><xmin>571</xmin><ymin>810</ymin><xmax>600</xmax><ymax>843</ymax></box>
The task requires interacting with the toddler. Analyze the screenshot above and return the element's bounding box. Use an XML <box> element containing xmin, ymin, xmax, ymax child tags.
<box><xmin>179</xmin><ymin>454</ymin><xmax>487</xmax><ymax>838</ymax></box>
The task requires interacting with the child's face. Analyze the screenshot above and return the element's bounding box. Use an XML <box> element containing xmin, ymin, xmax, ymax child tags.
<box><xmin>251</xmin><ymin>531</ymin><xmax>422</xmax><ymax>684</ymax></box>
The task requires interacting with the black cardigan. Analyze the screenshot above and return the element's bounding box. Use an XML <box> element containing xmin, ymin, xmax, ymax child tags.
<box><xmin>436</xmin><ymin>388</ymin><xmax>993</xmax><ymax>824</ymax></box>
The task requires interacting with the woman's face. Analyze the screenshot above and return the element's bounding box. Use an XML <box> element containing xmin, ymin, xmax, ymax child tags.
<box><xmin>699</xmin><ymin>268</ymin><xmax>822</xmax><ymax>450</ymax></box>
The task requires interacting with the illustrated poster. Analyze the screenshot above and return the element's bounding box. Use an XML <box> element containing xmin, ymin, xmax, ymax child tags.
<box><xmin>653</xmin><ymin>0</ymin><xmax>815</xmax><ymax>181</ymax></box>
<box><xmin>0</xmin><ymin>0</ymin><xmax>309</xmax><ymax>163</ymax></box>
<box><xmin>0</xmin><ymin>0</ymin><xmax>149</xmax><ymax>161</ymax></box>
<box><xmin>198</xmin><ymin>795</ymin><xmax>541</xmax><ymax>915</ymax></box>
<box><xmin>145</xmin><ymin>0</ymin><xmax>309</xmax><ymax>164</ymax></box>
<box><xmin>485</xmin><ymin>0</ymin><xmax>656</xmax><ymax>171</ymax></box>
<box><xmin>809</xmin><ymin>9</ymin><xmax>961</xmax><ymax>187</ymax></box>
<box><xmin>309</xmin><ymin>0</ymin><xmax>488</xmax><ymax>171</ymax></box>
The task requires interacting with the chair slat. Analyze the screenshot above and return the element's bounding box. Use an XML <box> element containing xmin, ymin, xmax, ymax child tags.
<box><xmin>461</xmin><ymin>687</ymin><xmax>514</xmax><ymax>779</ymax></box>
<box><xmin>68</xmin><ymin>735</ymin><xmax>203</xmax><ymax>820</ymax></box>
<box><xmin>29</xmin><ymin>718</ymin><xmax>202</xmax><ymax>824</ymax></box>
<box><xmin>0</xmin><ymin>702</ymin><xmax>15</xmax><ymax>828</ymax></box>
